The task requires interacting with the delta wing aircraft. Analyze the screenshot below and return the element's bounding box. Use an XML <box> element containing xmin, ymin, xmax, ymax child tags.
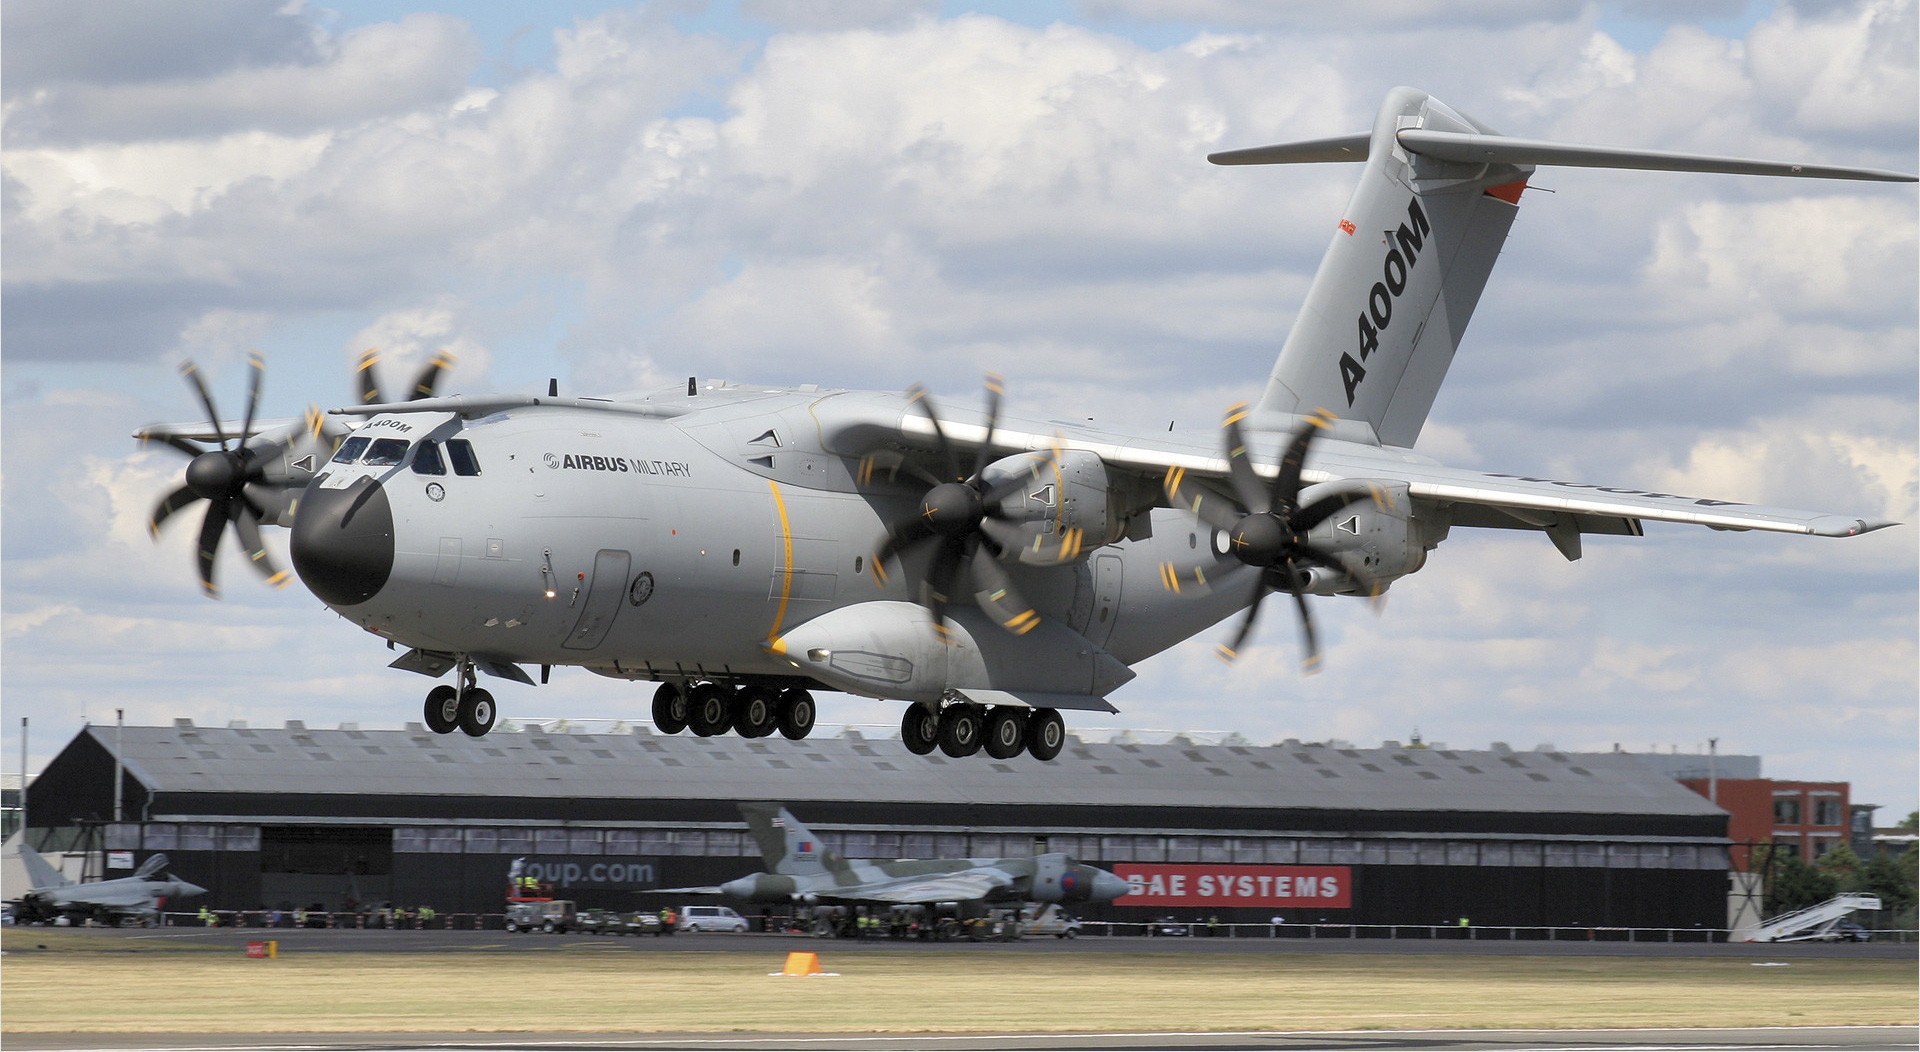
<box><xmin>10</xmin><ymin>845</ymin><xmax>206</xmax><ymax>926</ymax></box>
<box><xmin>667</xmin><ymin>802</ymin><xmax>1126</xmax><ymax>934</ymax></box>
<box><xmin>136</xmin><ymin>88</ymin><xmax>1913</xmax><ymax>762</ymax></box>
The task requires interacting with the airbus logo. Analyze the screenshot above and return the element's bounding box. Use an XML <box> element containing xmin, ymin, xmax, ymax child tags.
<box><xmin>1339</xmin><ymin>197</ymin><xmax>1432</xmax><ymax>406</ymax></box>
<box><xmin>543</xmin><ymin>452</ymin><xmax>694</xmax><ymax>477</ymax></box>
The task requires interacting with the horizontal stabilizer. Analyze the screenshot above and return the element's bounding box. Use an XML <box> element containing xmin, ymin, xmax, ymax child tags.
<box><xmin>1209</xmin><ymin>134</ymin><xmax>1370</xmax><ymax>166</ymax></box>
<box><xmin>1395</xmin><ymin>130</ymin><xmax>1917</xmax><ymax>182</ymax></box>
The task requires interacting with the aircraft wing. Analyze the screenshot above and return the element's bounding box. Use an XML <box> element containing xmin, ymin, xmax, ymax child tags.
<box><xmin>835</xmin><ymin>868</ymin><xmax>1014</xmax><ymax>905</ymax></box>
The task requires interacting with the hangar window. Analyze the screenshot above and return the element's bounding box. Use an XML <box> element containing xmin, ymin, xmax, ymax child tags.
<box><xmin>708</xmin><ymin>830</ymin><xmax>746</xmax><ymax>856</ymax></box>
<box><xmin>1480</xmin><ymin>843</ymin><xmax>1512</xmax><ymax>867</ymax></box>
<box><xmin>1265</xmin><ymin>840</ymin><xmax>1299</xmax><ymax>864</ymax></box>
<box><xmin>970</xmin><ymin>835</ymin><xmax>1006</xmax><ymax>857</ymax></box>
<box><xmin>412</xmin><ymin>440</ymin><xmax>447</xmax><ymax>475</ymax></box>
<box><xmin>638</xmin><ymin>830</ymin><xmax>673</xmax><ymax>855</ymax></box>
<box><xmin>465</xmin><ymin>829</ymin><xmax>499</xmax><ymax>853</ymax></box>
<box><xmin>1168</xmin><ymin>838</ymin><xmax>1200</xmax><ymax>863</ymax></box>
<box><xmin>1544</xmin><ymin>843</ymin><xmax>1577</xmax><ymax>866</ymax></box>
<box><xmin>1511</xmin><ymin>842</ymin><xmax>1542</xmax><ymax>867</ymax></box>
<box><xmin>935</xmin><ymin>834</ymin><xmax>967</xmax><ymax>857</ymax></box>
<box><xmin>1637</xmin><ymin>844</ymin><xmax>1669</xmax><ymax>869</ymax></box>
<box><xmin>568</xmin><ymin>830</ymin><xmax>603</xmax><ymax>855</ymax></box>
<box><xmin>1134</xmin><ymin>836</ymin><xmax>1169</xmax><ymax>862</ymax></box>
<box><xmin>1230</xmin><ymin>838</ymin><xmax>1266</xmax><ymax>863</ymax></box>
<box><xmin>331</xmin><ymin>436</ymin><xmax>371</xmax><ymax>464</ymax></box>
<box><xmin>534</xmin><ymin>829</ymin><xmax>569</xmax><ymax>852</ymax></box>
<box><xmin>181</xmin><ymin>824</ymin><xmax>218</xmax><ymax>851</ymax></box>
<box><xmin>1298</xmin><ymin>841</ymin><xmax>1332</xmax><ymax>864</ymax></box>
<box><xmin>1387</xmin><ymin>841</ymin><xmax>1418</xmax><ymax>866</ymax></box>
<box><xmin>670</xmin><ymin>832</ymin><xmax>706</xmax><ymax>856</ymax></box>
<box><xmin>1607</xmin><ymin>844</ymin><xmax>1637</xmax><ymax>868</ymax></box>
<box><xmin>395</xmin><ymin>828</ymin><xmax>430</xmax><ymax>853</ymax></box>
<box><xmin>844</xmin><ymin>832</ymin><xmax>882</xmax><ymax>856</ymax></box>
<box><xmin>497</xmin><ymin>830</ymin><xmax>533</xmax><ymax>854</ymax></box>
<box><xmin>429</xmin><ymin>829</ymin><xmax>463</xmax><ymax>854</ymax></box>
<box><xmin>901</xmin><ymin>834</ymin><xmax>934</xmax><ymax>856</ymax></box>
<box><xmin>1360</xmin><ymin>842</ymin><xmax>1388</xmax><ymax>865</ymax></box>
<box><xmin>1447</xmin><ymin>843</ymin><xmax>1478</xmax><ymax>866</ymax></box>
<box><xmin>1418</xmin><ymin>842</ymin><xmax>1450</xmax><ymax>865</ymax></box>
<box><xmin>1332</xmin><ymin>840</ymin><xmax>1365</xmax><ymax>865</ymax></box>
<box><xmin>1576</xmin><ymin>844</ymin><xmax>1606</xmax><ymax>867</ymax></box>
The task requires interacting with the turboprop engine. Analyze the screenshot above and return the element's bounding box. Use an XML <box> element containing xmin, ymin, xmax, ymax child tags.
<box><xmin>976</xmin><ymin>449</ymin><xmax>1134</xmax><ymax>564</ymax></box>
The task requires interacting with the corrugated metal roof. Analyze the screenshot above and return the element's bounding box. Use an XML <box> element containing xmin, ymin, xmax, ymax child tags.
<box><xmin>90</xmin><ymin>722</ymin><xmax>1721</xmax><ymax>819</ymax></box>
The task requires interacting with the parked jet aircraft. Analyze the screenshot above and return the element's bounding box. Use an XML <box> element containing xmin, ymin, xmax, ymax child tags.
<box><xmin>668</xmin><ymin>802</ymin><xmax>1126</xmax><ymax>931</ymax></box>
<box><xmin>136</xmin><ymin>87</ymin><xmax>1913</xmax><ymax>762</ymax></box>
<box><xmin>10</xmin><ymin>845</ymin><xmax>206</xmax><ymax>926</ymax></box>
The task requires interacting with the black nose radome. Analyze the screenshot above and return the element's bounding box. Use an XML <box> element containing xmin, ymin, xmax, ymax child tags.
<box><xmin>291</xmin><ymin>476</ymin><xmax>394</xmax><ymax>606</ymax></box>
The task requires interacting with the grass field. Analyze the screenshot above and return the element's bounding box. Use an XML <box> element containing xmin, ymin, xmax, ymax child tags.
<box><xmin>2</xmin><ymin>934</ymin><xmax>1915</xmax><ymax>1035</ymax></box>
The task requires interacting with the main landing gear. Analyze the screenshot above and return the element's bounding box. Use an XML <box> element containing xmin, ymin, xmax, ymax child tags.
<box><xmin>650</xmin><ymin>681</ymin><xmax>817</xmax><ymax>741</ymax></box>
<box><xmin>422</xmin><ymin>662</ymin><xmax>498</xmax><ymax>737</ymax></box>
<box><xmin>901</xmin><ymin>701</ymin><xmax>1065</xmax><ymax>762</ymax></box>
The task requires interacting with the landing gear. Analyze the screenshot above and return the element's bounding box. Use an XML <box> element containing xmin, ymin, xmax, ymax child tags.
<box><xmin>901</xmin><ymin>704</ymin><xmax>939</xmax><ymax>755</ymax></box>
<box><xmin>777</xmin><ymin>688</ymin><xmax>816</xmax><ymax>740</ymax></box>
<box><xmin>733</xmin><ymin>685</ymin><xmax>780</xmax><ymax>738</ymax></box>
<box><xmin>937</xmin><ymin>704</ymin><xmax>983</xmax><ymax>758</ymax></box>
<box><xmin>651</xmin><ymin>683</ymin><xmax>687</xmax><ymax>734</ymax></box>
<box><xmin>1025</xmin><ymin>707</ymin><xmax>1065</xmax><ymax>761</ymax></box>
<box><xmin>983</xmin><ymin>706</ymin><xmax>1027</xmax><ymax>760</ymax></box>
<box><xmin>687</xmin><ymin>682</ymin><xmax>731</xmax><ymax>736</ymax></box>
<box><xmin>422</xmin><ymin>663</ymin><xmax>498</xmax><ymax>737</ymax></box>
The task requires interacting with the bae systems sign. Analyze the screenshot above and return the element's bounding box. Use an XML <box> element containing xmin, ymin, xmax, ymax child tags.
<box><xmin>1111</xmin><ymin>864</ymin><xmax>1352</xmax><ymax>909</ymax></box>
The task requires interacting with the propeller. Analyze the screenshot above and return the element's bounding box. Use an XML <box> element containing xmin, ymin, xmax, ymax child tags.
<box><xmin>356</xmin><ymin>347</ymin><xmax>455</xmax><ymax>406</ymax></box>
<box><xmin>139</xmin><ymin>354</ymin><xmax>299</xmax><ymax>597</ymax></box>
<box><xmin>1163</xmin><ymin>404</ymin><xmax>1383</xmax><ymax>670</ymax></box>
<box><xmin>865</xmin><ymin>374</ymin><xmax>1062</xmax><ymax>641</ymax></box>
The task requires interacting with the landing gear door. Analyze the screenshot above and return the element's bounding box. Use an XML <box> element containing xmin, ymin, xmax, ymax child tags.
<box><xmin>563</xmin><ymin>549</ymin><xmax>631</xmax><ymax>651</ymax></box>
<box><xmin>1085</xmin><ymin>552</ymin><xmax>1123</xmax><ymax>649</ymax></box>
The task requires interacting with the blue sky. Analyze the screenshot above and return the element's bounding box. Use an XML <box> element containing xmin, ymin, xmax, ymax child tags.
<box><xmin>3</xmin><ymin>0</ymin><xmax>1914</xmax><ymax>816</ymax></box>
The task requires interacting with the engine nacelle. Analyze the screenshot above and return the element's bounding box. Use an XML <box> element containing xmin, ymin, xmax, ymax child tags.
<box><xmin>1289</xmin><ymin>480</ymin><xmax>1434</xmax><ymax>595</ymax></box>
<box><xmin>980</xmin><ymin>449</ymin><xmax>1128</xmax><ymax>563</ymax></box>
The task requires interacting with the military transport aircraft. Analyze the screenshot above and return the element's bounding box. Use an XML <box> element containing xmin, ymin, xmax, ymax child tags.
<box><xmin>10</xmin><ymin>845</ymin><xmax>206</xmax><ymax>926</ymax></box>
<box><xmin>665</xmin><ymin>802</ymin><xmax>1126</xmax><ymax>935</ymax></box>
<box><xmin>135</xmin><ymin>87</ymin><xmax>1913</xmax><ymax>762</ymax></box>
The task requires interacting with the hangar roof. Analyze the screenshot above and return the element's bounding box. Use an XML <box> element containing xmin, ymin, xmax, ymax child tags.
<box><xmin>71</xmin><ymin>719</ymin><xmax>1720</xmax><ymax>825</ymax></box>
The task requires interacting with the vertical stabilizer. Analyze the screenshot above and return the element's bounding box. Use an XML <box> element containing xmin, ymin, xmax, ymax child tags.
<box><xmin>1228</xmin><ymin>88</ymin><xmax>1529</xmax><ymax>448</ymax></box>
<box><xmin>16</xmin><ymin>843</ymin><xmax>72</xmax><ymax>891</ymax></box>
<box><xmin>739</xmin><ymin>801</ymin><xmax>842</xmax><ymax>877</ymax></box>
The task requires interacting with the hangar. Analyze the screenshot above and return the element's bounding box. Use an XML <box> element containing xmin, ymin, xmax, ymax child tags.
<box><xmin>22</xmin><ymin>719</ymin><xmax>1730</xmax><ymax>930</ymax></box>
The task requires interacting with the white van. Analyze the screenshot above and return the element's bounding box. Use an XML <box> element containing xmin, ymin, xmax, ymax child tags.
<box><xmin>676</xmin><ymin>904</ymin><xmax>748</xmax><ymax>932</ymax></box>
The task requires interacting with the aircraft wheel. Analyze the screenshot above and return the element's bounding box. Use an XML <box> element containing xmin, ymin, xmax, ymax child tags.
<box><xmin>983</xmin><ymin>706</ymin><xmax>1028</xmax><ymax>759</ymax></box>
<box><xmin>458</xmin><ymin>688</ymin><xmax>497</xmax><ymax>737</ymax></box>
<box><xmin>688</xmin><ymin>683</ymin><xmax>731</xmax><ymax>736</ymax></box>
<box><xmin>733</xmin><ymin>685</ymin><xmax>780</xmax><ymax>738</ymax></box>
<box><xmin>900</xmin><ymin>703</ymin><xmax>939</xmax><ymax>755</ymax></box>
<box><xmin>1025</xmin><ymin>707</ymin><xmax>1065</xmax><ymax>761</ymax></box>
<box><xmin>777</xmin><ymin>688</ymin><xmax>816</xmax><ymax>740</ymax></box>
<box><xmin>424</xmin><ymin>685</ymin><xmax>459</xmax><ymax>735</ymax></box>
<box><xmin>937</xmin><ymin>704</ymin><xmax>983</xmax><ymax>758</ymax></box>
<box><xmin>651</xmin><ymin>682</ymin><xmax>688</xmax><ymax>734</ymax></box>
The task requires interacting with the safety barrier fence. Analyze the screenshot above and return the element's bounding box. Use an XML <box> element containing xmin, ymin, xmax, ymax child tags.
<box><xmin>108</xmin><ymin>912</ymin><xmax>1917</xmax><ymax>943</ymax></box>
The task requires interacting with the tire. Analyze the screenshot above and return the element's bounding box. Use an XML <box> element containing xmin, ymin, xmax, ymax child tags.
<box><xmin>777</xmin><ymin>688</ymin><xmax>816</xmax><ymax>740</ymax></box>
<box><xmin>424</xmin><ymin>685</ymin><xmax>460</xmax><ymax>734</ymax></box>
<box><xmin>542</xmin><ymin>920</ymin><xmax>556</xmax><ymax>934</ymax></box>
<box><xmin>732</xmin><ymin>686</ymin><xmax>780</xmax><ymax>738</ymax></box>
<box><xmin>651</xmin><ymin>682</ymin><xmax>688</xmax><ymax>734</ymax></box>
<box><xmin>900</xmin><ymin>704</ymin><xmax>938</xmax><ymax>755</ymax></box>
<box><xmin>458</xmin><ymin>688</ymin><xmax>497</xmax><ymax>737</ymax></box>
<box><xmin>504</xmin><ymin>922</ymin><xmax>519</xmax><ymax>933</ymax></box>
<box><xmin>1025</xmin><ymin>707</ymin><xmax>1065</xmax><ymax>761</ymax></box>
<box><xmin>937</xmin><ymin>705</ymin><xmax>983</xmax><ymax>758</ymax></box>
<box><xmin>983</xmin><ymin>706</ymin><xmax>1027</xmax><ymax>759</ymax></box>
<box><xmin>687</xmin><ymin>683</ymin><xmax>731</xmax><ymax>736</ymax></box>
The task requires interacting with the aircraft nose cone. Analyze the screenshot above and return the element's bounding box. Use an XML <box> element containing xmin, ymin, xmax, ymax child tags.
<box><xmin>1089</xmin><ymin>868</ymin><xmax>1130</xmax><ymax>903</ymax></box>
<box><xmin>291</xmin><ymin>476</ymin><xmax>395</xmax><ymax>606</ymax></box>
<box><xmin>173</xmin><ymin>879</ymin><xmax>208</xmax><ymax>899</ymax></box>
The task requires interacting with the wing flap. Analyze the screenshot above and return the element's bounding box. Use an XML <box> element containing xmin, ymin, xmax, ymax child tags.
<box><xmin>856</xmin><ymin>870</ymin><xmax>1011</xmax><ymax>904</ymax></box>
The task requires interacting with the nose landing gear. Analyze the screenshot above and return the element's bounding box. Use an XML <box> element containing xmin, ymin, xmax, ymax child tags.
<box><xmin>421</xmin><ymin>661</ymin><xmax>497</xmax><ymax>737</ymax></box>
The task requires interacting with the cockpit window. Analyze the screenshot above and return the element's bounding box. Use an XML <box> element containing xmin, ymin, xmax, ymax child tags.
<box><xmin>446</xmin><ymin>439</ymin><xmax>481</xmax><ymax>476</ymax></box>
<box><xmin>412</xmin><ymin>440</ymin><xmax>447</xmax><ymax>476</ymax></box>
<box><xmin>331</xmin><ymin>436</ymin><xmax>371</xmax><ymax>464</ymax></box>
<box><xmin>363</xmin><ymin>438</ymin><xmax>409</xmax><ymax>466</ymax></box>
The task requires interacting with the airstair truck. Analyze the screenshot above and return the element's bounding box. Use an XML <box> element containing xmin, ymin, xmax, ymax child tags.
<box><xmin>1736</xmin><ymin>893</ymin><xmax>1880</xmax><ymax>943</ymax></box>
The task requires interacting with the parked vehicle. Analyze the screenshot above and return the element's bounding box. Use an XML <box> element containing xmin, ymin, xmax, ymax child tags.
<box><xmin>1827</xmin><ymin>921</ymin><xmax>1873</xmax><ymax>943</ymax></box>
<box><xmin>677</xmin><ymin>904</ymin><xmax>748</xmax><ymax>932</ymax></box>
<box><xmin>576</xmin><ymin>909</ymin><xmax>663</xmax><ymax>936</ymax></box>
<box><xmin>1146</xmin><ymin>916</ymin><xmax>1189</xmax><ymax>937</ymax></box>
<box><xmin>503</xmin><ymin>900</ymin><xmax>577</xmax><ymax>933</ymax></box>
<box><xmin>1022</xmin><ymin>904</ymin><xmax>1083</xmax><ymax>939</ymax></box>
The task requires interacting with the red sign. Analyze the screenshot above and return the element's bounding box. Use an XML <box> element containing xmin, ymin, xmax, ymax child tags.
<box><xmin>1111</xmin><ymin>864</ymin><xmax>1351</xmax><ymax>908</ymax></box>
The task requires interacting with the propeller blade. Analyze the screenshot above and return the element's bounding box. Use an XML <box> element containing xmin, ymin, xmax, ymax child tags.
<box><xmin>919</xmin><ymin>536</ymin><xmax>965</xmax><ymax>638</ymax></box>
<box><xmin>1164</xmin><ymin>466</ymin><xmax>1245</xmax><ymax>533</ymax></box>
<box><xmin>1216</xmin><ymin>576</ymin><xmax>1269</xmax><ymax>663</ymax></box>
<box><xmin>138</xmin><ymin>432</ymin><xmax>207</xmax><ymax>459</ymax></box>
<box><xmin>906</xmin><ymin>384</ymin><xmax>961</xmax><ymax>482</ymax></box>
<box><xmin>970</xmin><ymin>372</ymin><xmax>1003</xmax><ymax>481</ymax></box>
<box><xmin>149</xmin><ymin>484</ymin><xmax>203</xmax><ymax>537</ymax></box>
<box><xmin>178</xmin><ymin>361</ymin><xmax>229</xmax><ymax>450</ymax></box>
<box><xmin>871</xmin><ymin>518</ymin><xmax>934</xmax><ymax>586</ymax></box>
<box><xmin>1222</xmin><ymin>404</ymin><xmax>1271</xmax><ymax>515</ymax></box>
<box><xmin>238</xmin><ymin>350</ymin><xmax>265</xmax><ymax>443</ymax></box>
<box><xmin>968</xmin><ymin>544</ymin><xmax>1041</xmax><ymax>635</ymax></box>
<box><xmin>230</xmin><ymin>503</ymin><xmax>290</xmax><ymax>588</ymax></box>
<box><xmin>1289</xmin><ymin>588</ymin><xmax>1322</xmax><ymax>673</ymax></box>
<box><xmin>356</xmin><ymin>348</ymin><xmax>382</xmax><ymax>405</ymax></box>
<box><xmin>196</xmin><ymin>501</ymin><xmax>230</xmax><ymax>598</ymax></box>
<box><xmin>1272</xmin><ymin>408</ymin><xmax>1334</xmax><ymax>512</ymax></box>
<box><xmin>411</xmin><ymin>349</ymin><xmax>455</xmax><ymax>400</ymax></box>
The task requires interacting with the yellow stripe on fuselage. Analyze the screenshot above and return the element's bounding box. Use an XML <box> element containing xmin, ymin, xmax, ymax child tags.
<box><xmin>767</xmin><ymin>479</ymin><xmax>794</xmax><ymax>649</ymax></box>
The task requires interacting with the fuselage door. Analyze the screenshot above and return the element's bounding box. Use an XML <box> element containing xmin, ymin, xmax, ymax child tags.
<box><xmin>563</xmin><ymin>549</ymin><xmax>632</xmax><ymax>651</ymax></box>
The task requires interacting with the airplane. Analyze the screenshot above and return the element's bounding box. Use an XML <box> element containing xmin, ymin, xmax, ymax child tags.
<box><xmin>10</xmin><ymin>844</ymin><xmax>207</xmax><ymax>926</ymax></box>
<box><xmin>134</xmin><ymin>87</ymin><xmax>1914</xmax><ymax>762</ymax></box>
<box><xmin>667</xmin><ymin>802</ymin><xmax>1127</xmax><ymax>936</ymax></box>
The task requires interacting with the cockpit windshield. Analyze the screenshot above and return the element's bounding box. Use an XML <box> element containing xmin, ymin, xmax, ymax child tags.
<box><xmin>362</xmin><ymin>438</ymin><xmax>409</xmax><ymax>466</ymax></box>
<box><xmin>330</xmin><ymin>436</ymin><xmax>371</xmax><ymax>464</ymax></box>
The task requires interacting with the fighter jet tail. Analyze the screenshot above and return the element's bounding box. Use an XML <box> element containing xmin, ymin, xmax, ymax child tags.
<box><xmin>740</xmin><ymin>801</ymin><xmax>844</xmax><ymax>877</ymax></box>
<box><xmin>15</xmin><ymin>843</ymin><xmax>73</xmax><ymax>891</ymax></box>
<box><xmin>1224</xmin><ymin>86</ymin><xmax>1915</xmax><ymax>449</ymax></box>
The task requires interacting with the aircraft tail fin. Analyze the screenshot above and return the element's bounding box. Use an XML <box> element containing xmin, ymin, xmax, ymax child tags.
<box><xmin>739</xmin><ymin>801</ymin><xmax>841</xmax><ymax>877</ymax></box>
<box><xmin>16</xmin><ymin>843</ymin><xmax>72</xmax><ymax>891</ymax></box>
<box><xmin>1222</xmin><ymin>86</ymin><xmax>1916</xmax><ymax>449</ymax></box>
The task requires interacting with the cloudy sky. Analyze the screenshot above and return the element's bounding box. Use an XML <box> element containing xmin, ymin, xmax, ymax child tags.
<box><xmin>4</xmin><ymin>1</ymin><xmax>1915</xmax><ymax>819</ymax></box>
